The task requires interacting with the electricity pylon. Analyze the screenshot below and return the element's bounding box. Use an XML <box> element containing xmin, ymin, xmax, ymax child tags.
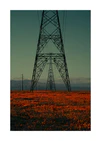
<box><xmin>46</xmin><ymin>55</ymin><xmax>56</xmax><ymax>90</ymax></box>
<box><xmin>30</xmin><ymin>10</ymin><xmax>71</xmax><ymax>91</ymax></box>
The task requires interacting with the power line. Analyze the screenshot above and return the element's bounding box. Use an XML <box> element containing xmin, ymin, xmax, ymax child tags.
<box><xmin>37</xmin><ymin>11</ymin><xmax>40</xmax><ymax>27</ymax></box>
<box><xmin>64</xmin><ymin>11</ymin><xmax>66</xmax><ymax>46</ymax></box>
<box><xmin>62</xmin><ymin>11</ymin><xmax>67</xmax><ymax>46</ymax></box>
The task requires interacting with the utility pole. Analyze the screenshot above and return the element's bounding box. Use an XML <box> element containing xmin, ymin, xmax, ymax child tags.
<box><xmin>22</xmin><ymin>74</ymin><xmax>23</xmax><ymax>91</ymax></box>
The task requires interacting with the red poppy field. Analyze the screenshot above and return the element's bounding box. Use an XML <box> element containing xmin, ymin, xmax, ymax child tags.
<box><xmin>10</xmin><ymin>90</ymin><xmax>90</xmax><ymax>131</ymax></box>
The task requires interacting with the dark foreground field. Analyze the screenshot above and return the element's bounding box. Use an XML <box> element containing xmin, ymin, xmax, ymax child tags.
<box><xmin>10</xmin><ymin>90</ymin><xmax>90</xmax><ymax>131</ymax></box>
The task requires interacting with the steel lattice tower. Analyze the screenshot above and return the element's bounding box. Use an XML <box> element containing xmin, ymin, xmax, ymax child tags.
<box><xmin>30</xmin><ymin>10</ymin><xmax>71</xmax><ymax>91</ymax></box>
<box><xmin>46</xmin><ymin>55</ymin><xmax>56</xmax><ymax>90</ymax></box>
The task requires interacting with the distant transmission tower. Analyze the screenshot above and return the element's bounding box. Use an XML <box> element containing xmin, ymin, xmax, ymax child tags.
<box><xmin>46</xmin><ymin>55</ymin><xmax>56</xmax><ymax>90</ymax></box>
<box><xmin>30</xmin><ymin>10</ymin><xmax>71</xmax><ymax>91</ymax></box>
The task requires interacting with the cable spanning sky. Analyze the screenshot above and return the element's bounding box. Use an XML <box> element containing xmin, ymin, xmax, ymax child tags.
<box><xmin>11</xmin><ymin>10</ymin><xmax>90</xmax><ymax>85</ymax></box>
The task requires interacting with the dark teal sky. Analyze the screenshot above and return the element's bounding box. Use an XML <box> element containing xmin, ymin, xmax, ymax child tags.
<box><xmin>11</xmin><ymin>10</ymin><xmax>90</xmax><ymax>83</ymax></box>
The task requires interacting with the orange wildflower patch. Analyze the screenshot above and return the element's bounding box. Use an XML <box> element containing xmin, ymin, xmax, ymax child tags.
<box><xmin>10</xmin><ymin>90</ymin><xmax>90</xmax><ymax>131</ymax></box>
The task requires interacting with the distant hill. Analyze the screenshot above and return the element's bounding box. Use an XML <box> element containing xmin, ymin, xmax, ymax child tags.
<box><xmin>10</xmin><ymin>79</ymin><xmax>90</xmax><ymax>91</ymax></box>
